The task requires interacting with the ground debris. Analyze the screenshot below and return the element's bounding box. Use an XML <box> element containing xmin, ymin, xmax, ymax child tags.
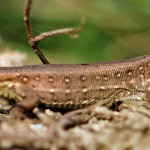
<box><xmin>0</xmin><ymin>101</ymin><xmax>149</xmax><ymax>150</ymax></box>
<box><xmin>0</xmin><ymin>49</ymin><xmax>27</xmax><ymax>67</ymax></box>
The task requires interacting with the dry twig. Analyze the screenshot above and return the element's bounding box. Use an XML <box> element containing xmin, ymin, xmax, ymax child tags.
<box><xmin>24</xmin><ymin>0</ymin><xmax>81</xmax><ymax>64</ymax></box>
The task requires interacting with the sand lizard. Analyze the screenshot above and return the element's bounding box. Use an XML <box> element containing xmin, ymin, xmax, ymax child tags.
<box><xmin>0</xmin><ymin>54</ymin><xmax>150</xmax><ymax>111</ymax></box>
<box><xmin>1</xmin><ymin>0</ymin><xmax>150</xmax><ymax>112</ymax></box>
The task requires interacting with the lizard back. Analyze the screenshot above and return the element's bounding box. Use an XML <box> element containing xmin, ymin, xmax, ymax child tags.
<box><xmin>0</xmin><ymin>54</ymin><xmax>150</xmax><ymax>108</ymax></box>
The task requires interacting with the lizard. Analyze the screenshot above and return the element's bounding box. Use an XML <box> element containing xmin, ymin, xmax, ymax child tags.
<box><xmin>0</xmin><ymin>0</ymin><xmax>150</xmax><ymax>114</ymax></box>
<box><xmin>0</xmin><ymin>54</ymin><xmax>150</xmax><ymax>112</ymax></box>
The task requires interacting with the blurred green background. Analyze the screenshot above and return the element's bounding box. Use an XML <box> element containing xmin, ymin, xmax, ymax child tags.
<box><xmin>0</xmin><ymin>0</ymin><xmax>150</xmax><ymax>64</ymax></box>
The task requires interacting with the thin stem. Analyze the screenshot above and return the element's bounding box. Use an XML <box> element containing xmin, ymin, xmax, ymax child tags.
<box><xmin>34</xmin><ymin>27</ymin><xmax>80</xmax><ymax>43</ymax></box>
<box><xmin>24</xmin><ymin>0</ymin><xmax>49</xmax><ymax>64</ymax></box>
<box><xmin>24</xmin><ymin>0</ymin><xmax>82</xmax><ymax>64</ymax></box>
<box><xmin>24</xmin><ymin>0</ymin><xmax>32</xmax><ymax>41</ymax></box>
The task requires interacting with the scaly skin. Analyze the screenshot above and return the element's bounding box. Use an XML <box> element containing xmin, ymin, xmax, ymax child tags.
<box><xmin>0</xmin><ymin>55</ymin><xmax>150</xmax><ymax>109</ymax></box>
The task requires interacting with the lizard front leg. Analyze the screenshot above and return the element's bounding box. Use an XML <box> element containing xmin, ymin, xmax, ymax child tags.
<box><xmin>0</xmin><ymin>81</ymin><xmax>40</xmax><ymax>117</ymax></box>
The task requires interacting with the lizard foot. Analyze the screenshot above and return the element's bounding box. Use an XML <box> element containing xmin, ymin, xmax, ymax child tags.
<box><xmin>0</xmin><ymin>82</ymin><xmax>40</xmax><ymax>118</ymax></box>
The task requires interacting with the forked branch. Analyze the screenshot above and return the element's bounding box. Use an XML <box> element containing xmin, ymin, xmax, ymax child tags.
<box><xmin>24</xmin><ymin>0</ymin><xmax>49</xmax><ymax>64</ymax></box>
<box><xmin>24</xmin><ymin>0</ymin><xmax>82</xmax><ymax>64</ymax></box>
